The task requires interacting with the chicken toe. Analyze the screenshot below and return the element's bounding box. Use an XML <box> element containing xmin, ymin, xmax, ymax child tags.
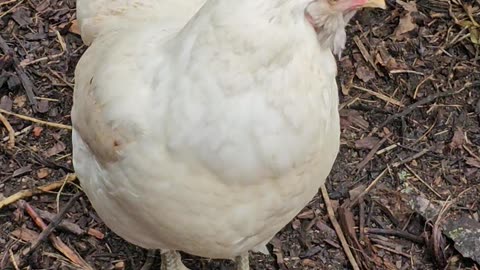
<box><xmin>235</xmin><ymin>254</ymin><xmax>249</xmax><ymax>270</ymax></box>
<box><xmin>160</xmin><ymin>250</ymin><xmax>190</xmax><ymax>270</ymax></box>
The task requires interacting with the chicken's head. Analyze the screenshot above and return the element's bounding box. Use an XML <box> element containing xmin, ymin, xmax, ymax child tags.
<box><xmin>306</xmin><ymin>0</ymin><xmax>385</xmax><ymax>56</ymax></box>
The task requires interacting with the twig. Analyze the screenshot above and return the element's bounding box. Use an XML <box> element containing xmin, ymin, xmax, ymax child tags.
<box><xmin>0</xmin><ymin>112</ymin><xmax>15</xmax><ymax>149</ymax></box>
<box><xmin>1</xmin><ymin>240</ymin><xmax>15</xmax><ymax>268</ymax></box>
<box><xmin>20</xmin><ymin>31</ymin><xmax>66</xmax><ymax>67</ymax></box>
<box><xmin>0</xmin><ymin>0</ymin><xmax>19</xmax><ymax>7</ymax></box>
<box><xmin>431</xmin><ymin>194</ymin><xmax>452</xmax><ymax>267</ymax></box>
<box><xmin>413</xmin><ymin>75</ymin><xmax>434</xmax><ymax>99</ymax></box>
<box><xmin>463</xmin><ymin>145</ymin><xmax>480</xmax><ymax>162</ymax></box>
<box><xmin>392</xmin><ymin>147</ymin><xmax>431</xmax><ymax>168</ymax></box>
<box><xmin>56</xmin><ymin>172</ymin><xmax>70</xmax><ymax>213</ymax></box>
<box><xmin>359</xmin><ymin>200</ymin><xmax>365</xmax><ymax>241</ymax></box>
<box><xmin>352</xmin><ymin>85</ymin><xmax>404</xmax><ymax>107</ymax></box>
<box><xmin>366</xmin><ymin>199</ymin><xmax>375</xmax><ymax>226</ymax></box>
<box><xmin>20</xmin><ymin>52</ymin><xmax>64</xmax><ymax>67</ymax></box>
<box><xmin>376</xmin><ymin>144</ymin><xmax>398</xmax><ymax>155</ymax></box>
<box><xmin>373</xmin><ymin>244</ymin><xmax>412</xmax><ymax>258</ymax></box>
<box><xmin>353</xmin><ymin>36</ymin><xmax>381</xmax><ymax>75</ymax></box>
<box><xmin>48</xmin><ymin>68</ymin><xmax>74</xmax><ymax>89</ymax></box>
<box><xmin>356</xmin><ymin>133</ymin><xmax>392</xmax><ymax>172</ymax></box>
<box><xmin>2</xmin><ymin>125</ymin><xmax>32</xmax><ymax>142</ymax></box>
<box><xmin>0</xmin><ymin>0</ymin><xmax>23</xmax><ymax>19</ymax></box>
<box><xmin>320</xmin><ymin>184</ymin><xmax>360</xmax><ymax>270</ymax></box>
<box><xmin>87</xmin><ymin>228</ymin><xmax>105</xmax><ymax>239</ymax></box>
<box><xmin>389</xmin><ymin>70</ymin><xmax>424</xmax><ymax>75</ymax></box>
<box><xmin>369</xmin><ymin>235</ymin><xmax>402</xmax><ymax>250</ymax></box>
<box><xmin>372</xmin><ymin>199</ymin><xmax>400</xmax><ymax>227</ymax></box>
<box><xmin>21</xmin><ymin>193</ymin><xmax>82</xmax><ymax>258</ymax></box>
<box><xmin>32</xmin><ymin>207</ymin><xmax>85</xmax><ymax>235</ymax></box>
<box><xmin>21</xmin><ymin>200</ymin><xmax>93</xmax><ymax>270</ymax></box>
<box><xmin>404</xmin><ymin>164</ymin><xmax>444</xmax><ymax>199</ymax></box>
<box><xmin>411</xmin><ymin>120</ymin><xmax>437</xmax><ymax>145</ymax></box>
<box><xmin>0</xmin><ymin>32</ymin><xmax>37</xmax><ymax>105</ymax></box>
<box><xmin>369</xmin><ymin>89</ymin><xmax>465</xmax><ymax>136</ymax></box>
<box><xmin>364</xmin><ymin>228</ymin><xmax>424</xmax><ymax>244</ymax></box>
<box><xmin>349</xmin><ymin>168</ymin><xmax>388</xmax><ymax>207</ymax></box>
<box><xmin>0</xmin><ymin>109</ymin><xmax>72</xmax><ymax>130</ymax></box>
<box><xmin>0</xmin><ymin>174</ymin><xmax>77</xmax><ymax>210</ymax></box>
<box><xmin>32</xmin><ymin>207</ymin><xmax>104</xmax><ymax>239</ymax></box>
<box><xmin>42</xmin><ymin>252</ymin><xmax>80</xmax><ymax>268</ymax></box>
<box><xmin>8</xmin><ymin>249</ymin><xmax>19</xmax><ymax>270</ymax></box>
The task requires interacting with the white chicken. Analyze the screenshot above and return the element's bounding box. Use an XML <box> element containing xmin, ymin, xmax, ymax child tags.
<box><xmin>72</xmin><ymin>0</ymin><xmax>385</xmax><ymax>269</ymax></box>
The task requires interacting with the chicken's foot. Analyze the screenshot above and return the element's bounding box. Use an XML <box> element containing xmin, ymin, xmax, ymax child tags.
<box><xmin>160</xmin><ymin>250</ymin><xmax>190</xmax><ymax>270</ymax></box>
<box><xmin>235</xmin><ymin>254</ymin><xmax>249</xmax><ymax>270</ymax></box>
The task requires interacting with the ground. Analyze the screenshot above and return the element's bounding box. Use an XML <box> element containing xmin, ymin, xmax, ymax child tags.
<box><xmin>0</xmin><ymin>0</ymin><xmax>479</xmax><ymax>269</ymax></box>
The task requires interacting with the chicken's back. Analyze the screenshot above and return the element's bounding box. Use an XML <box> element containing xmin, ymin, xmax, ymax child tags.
<box><xmin>76</xmin><ymin>0</ymin><xmax>206</xmax><ymax>45</ymax></box>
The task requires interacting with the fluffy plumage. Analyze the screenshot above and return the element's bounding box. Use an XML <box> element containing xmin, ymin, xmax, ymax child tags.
<box><xmin>72</xmin><ymin>0</ymin><xmax>384</xmax><ymax>264</ymax></box>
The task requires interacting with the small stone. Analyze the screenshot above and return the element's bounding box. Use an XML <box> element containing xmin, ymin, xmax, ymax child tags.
<box><xmin>114</xmin><ymin>261</ymin><xmax>125</xmax><ymax>270</ymax></box>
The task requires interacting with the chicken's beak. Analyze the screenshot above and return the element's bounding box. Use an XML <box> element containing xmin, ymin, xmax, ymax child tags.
<box><xmin>362</xmin><ymin>0</ymin><xmax>386</xmax><ymax>9</ymax></box>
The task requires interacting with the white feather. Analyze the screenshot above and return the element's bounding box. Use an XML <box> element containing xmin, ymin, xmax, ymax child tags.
<box><xmin>73</xmin><ymin>0</ymin><xmax>340</xmax><ymax>259</ymax></box>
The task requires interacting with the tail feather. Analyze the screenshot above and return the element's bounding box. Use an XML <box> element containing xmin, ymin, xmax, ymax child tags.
<box><xmin>76</xmin><ymin>0</ymin><xmax>205</xmax><ymax>45</ymax></box>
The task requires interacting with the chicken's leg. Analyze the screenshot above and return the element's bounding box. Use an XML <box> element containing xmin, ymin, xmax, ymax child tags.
<box><xmin>235</xmin><ymin>254</ymin><xmax>249</xmax><ymax>270</ymax></box>
<box><xmin>160</xmin><ymin>250</ymin><xmax>190</xmax><ymax>270</ymax></box>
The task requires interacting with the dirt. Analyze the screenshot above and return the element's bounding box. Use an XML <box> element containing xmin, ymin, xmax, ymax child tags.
<box><xmin>0</xmin><ymin>0</ymin><xmax>479</xmax><ymax>269</ymax></box>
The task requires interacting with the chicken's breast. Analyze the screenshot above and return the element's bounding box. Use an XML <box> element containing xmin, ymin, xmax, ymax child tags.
<box><xmin>72</xmin><ymin>2</ymin><xmax>340</xmax><ymax>258</ymax></box>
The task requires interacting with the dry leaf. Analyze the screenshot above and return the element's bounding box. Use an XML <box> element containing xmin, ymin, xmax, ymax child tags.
<box><xmin>340</xmin><ymin>110</ymin><xmax>370</xmax><ymax>130</ymax></box>
<box><xmin>376</xmin><ymin>44</ymin><xmax>409</xmax><ymax>71</ymax></box>
<box><xmin>355</xmin><ymin>136</ymin><xmax>380</xmax><ymax>150</ymax></box>
<box><xmin>0</xmin><ymin>96</ymin><xmax>13</xmax><ymax>111</ymax></box>
<box><xmin>44</xmin><ymin>141</ymin><xmax>66</xmax><ymax>157</ymax></box>
<box><xmin>355</xmin><ymin>65</ymin><xmax>376</xmax><ymax>82</ymax></box>
<box><xmin>466</xmin><ymin>158</ymin><xmax>480</xmax><ymax>168</ymax></box>
<box><xmin>69</xmin><ymin>20</ymin><xmax>81</xmax><ymax>35</ymax></box>
<box><xmin>382</xmin><ymin>258</ymin><xmax>398</xmax><ymax>270</ymax></box>
<box><xmin>456</xmin><ymin>5</ymin><xmax>480</xmax><ymax>45</ymax></box>
<box><xmin>315</xmin><ymin>219</ymin><xmax>338</xmax><ymax>245</ymax></box>
<box><xmin>349</xmin><ymin>184</ymin><xmax>366</xmax><ymax>199</ymax></box>
<box><xmin>35</xmin><ymin>100</ymin><xmax>50</xmax><ymax>113</ymax></box>
<box><xmin>449</xmin><ymin>129</ymin><xmax>465</xmax><ymax>150</ymax></box>
<box><xmin>11</xmin><ymin>227</ymin><xmax>39</xmax><ymax>242</ymax></box>
<box><xmin>12</xmin><ymin>165</ymin><xmax>32</xmax><ymax>177</ymax></box>
<box><xmin>394</xmin><ymin>0</ymin><xmax>418</xmax><ymax>39</ymax></box>
<box><xmin>297</xmin><ymin>209</ymin><xmax>315</xmax><ymax>219</ymax></box>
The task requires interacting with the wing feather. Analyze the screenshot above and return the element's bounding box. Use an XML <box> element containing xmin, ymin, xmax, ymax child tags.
<box><xmin>76</xmin><ymin>0</ymin><xmax>206</xmax><ymax>44</ymax></box>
